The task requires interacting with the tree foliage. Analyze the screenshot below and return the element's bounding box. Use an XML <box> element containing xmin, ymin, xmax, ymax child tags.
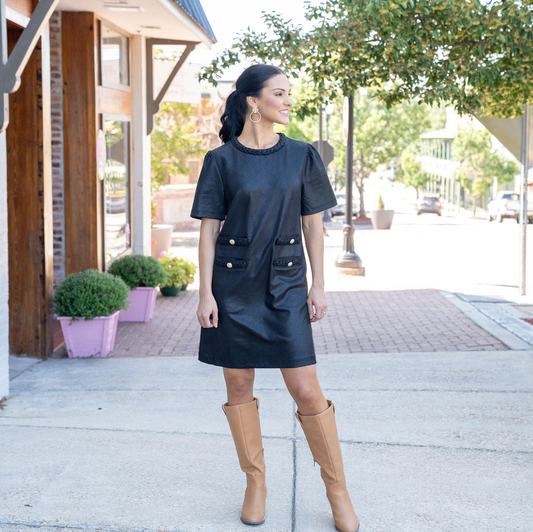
<box><xmin>151</xmin><ymin>101</ymin><xmax>204</xmax><ymax>190</ymax></box>
<box><xmin>395</xmin><ymin>149</ymin><xmax>430</xmax><ymax>198</ymax></box>
<box><xmin>199</xmin><ymin>0</ymin><xmax>533</xmax><ymax>118</ymax></box>
<box><xmin>452</xmin><ymin>127</ymin><xmax>520</xmax><ymax>215</ymax></box>
<box><xmin>348</xmin><ymin>89</ymin><xmax>434</xmax><ymax>215</ymax></box>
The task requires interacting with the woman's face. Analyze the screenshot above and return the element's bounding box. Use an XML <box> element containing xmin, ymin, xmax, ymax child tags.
<box><xmin>249</xmin><ymin>74</ymin><xmax>293</xmax><ymax>125</ymax></box>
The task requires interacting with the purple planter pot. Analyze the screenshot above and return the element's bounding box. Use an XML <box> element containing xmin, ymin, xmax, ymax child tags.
<box><xmin>58</xmin><ymin>311</ymin><xmax>120</xmax><ymax>358</ymax></box>
<box><xmin>118</xmin><ymin>286</ymin><xmax>157</xmax><ymax>322</ymax></box>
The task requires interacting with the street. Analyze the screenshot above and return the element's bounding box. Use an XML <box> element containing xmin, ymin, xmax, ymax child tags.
<box><xmin>323</xmin><ymin>201</ymin><xmax>531</xmax><ymax>300</ymax></box>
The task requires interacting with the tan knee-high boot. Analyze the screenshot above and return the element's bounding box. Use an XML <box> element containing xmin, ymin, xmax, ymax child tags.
<box><xmin>295</xmin><ymin>399</ymin><xmax>359</xmax><ymax>532</ymax></box>
<box><xmin>222</xmin><ymin>397</ymin><xmax>267</xmax><ymax>526</ymax></box>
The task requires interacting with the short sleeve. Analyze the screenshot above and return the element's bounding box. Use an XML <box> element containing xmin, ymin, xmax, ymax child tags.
<box><xmin>301</xmin><ymin>144</ymin><xmax>338</xmax><ymax>216</ymax></box>
<box><xmin>190</xmin><ymin>150</ymin><xmax>226</xmax><ymax>221</ymax></box>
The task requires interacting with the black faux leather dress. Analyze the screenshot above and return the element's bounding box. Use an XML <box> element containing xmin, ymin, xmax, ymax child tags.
<box><xmin>190</xmin><ymin>132</ymin><xmax>337</xmax><ymax>368</ymax></box>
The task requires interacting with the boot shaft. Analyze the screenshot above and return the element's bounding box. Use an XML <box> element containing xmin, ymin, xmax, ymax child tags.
<box><xmin>295</xmin><ymin>399</ymin><xmax>345</xmax><ymax>486</ymax></box>
<box><xmin>222</xmin><ymin>397</ymin><xmax>266</xmax><ymax>476</ymax></box>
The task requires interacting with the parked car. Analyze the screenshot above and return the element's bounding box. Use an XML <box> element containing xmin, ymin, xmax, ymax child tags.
<box><xmin>331</xmin><ymin>193</ymin><xmax>360</xmax><ymax>217</ymax></box>
<box><xmin>417</xmin><ymin>194</ymin><xmax>442</xmax><ymax>216</ymax></box>
<box><xmin>106</xmin><ymin>193</ymin><xmax>126</xmax><ymax>214</ymax></box>
<box><xmin>487</xmin><ymin>191</ymin><xmax>533</xmax><ymax>223</ymax></box>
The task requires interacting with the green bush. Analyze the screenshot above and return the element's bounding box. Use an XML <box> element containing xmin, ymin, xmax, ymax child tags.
<box><xmin>53</xmin><ymin>269</ymin><xmax>130</xmax><ymax>321</ymax></box>
<box><xmin>158</xmin><ymin>254</ymin><xmax>187</xmax><ymax>288</ymax></box>
<box><xmin>108</xmin><ymin>254</ymin><xmax>167</xmax><ymax>289</ymax></box>
<box><xmin>176</xmin><ymin>258</ymin><xmax>197</xmax><ymax>285</ymax></box>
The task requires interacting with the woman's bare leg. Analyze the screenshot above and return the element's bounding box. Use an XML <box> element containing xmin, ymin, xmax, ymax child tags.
<box><xmin>280</xmin><ymin>364</ymin><xmax>329</xmax><ymax>414</ymax></box>
<box><xmin>223</xmin><ymin>367</ymin><xmax>255</xmax><ymax>405</ymax></box>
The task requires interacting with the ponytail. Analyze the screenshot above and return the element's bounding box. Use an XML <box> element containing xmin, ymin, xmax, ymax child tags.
<box><xmin>218</xmin><ymin>64</ymin><xmax>286</xmax><ymax>144</ymax></box>
<box><xmin>219</xmin><ymin>90</ymin><xmax>247</xmax><ymax>144</ymax></box>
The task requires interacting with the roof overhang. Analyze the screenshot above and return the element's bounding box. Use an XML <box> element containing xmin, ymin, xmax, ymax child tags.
<box><xmin>476</xmin><ymin>114</ymin><xmax>527</xmax><ymax>162</ymax></box>
<box><xmin>57</xmin><ymin>0</ymin><xmax>215</xmax><ymax>49</ymax></box>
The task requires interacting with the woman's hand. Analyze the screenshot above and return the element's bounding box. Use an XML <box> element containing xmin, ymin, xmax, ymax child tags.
<box><xmin>307</xmin><ymin>284</ymin><xmax>328</xmax><ymax>322</ymax></box>
<box><xmin>197</xmin><ymin>293</ymin><xmax>219</xmax><ymax>328</ymax></box>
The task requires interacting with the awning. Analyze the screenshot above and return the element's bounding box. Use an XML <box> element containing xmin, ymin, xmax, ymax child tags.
<box><xmin>172</xmin><ymin>0</ymin><xmax>215</xmax><ymax>42</ymax></box>
<box><xmin>57</xmin><ymin>0</ymin><xmax>216</xmax><ymax>47</ymax></box>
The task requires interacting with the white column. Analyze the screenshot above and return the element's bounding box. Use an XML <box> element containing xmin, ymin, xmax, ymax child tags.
<box><xmin>0</xmin><ymin>131</ymin><xmax>9</xmax><ymax>400</ymax></box>
<box><xmin>131</xmin><ymin>35</ymin><xmax>152</xmax><ymax>256</ymax></box>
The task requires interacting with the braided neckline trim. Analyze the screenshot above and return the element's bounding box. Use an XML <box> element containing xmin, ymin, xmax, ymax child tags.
<box><xmin>231</xmin><ymin>133</ymin><xmax>286</xmax><ymax>155</ymax></box>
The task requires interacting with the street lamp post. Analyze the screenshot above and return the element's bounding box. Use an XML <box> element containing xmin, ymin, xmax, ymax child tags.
<box><xmin>325</xmin><ymin>103</ymin><xmax>334</xmax><ymax>141</ymax></box>
<box><xmin>335</xmin><ymin>94</ymin><xmax>365</xmax><ymax>274</ymax></box>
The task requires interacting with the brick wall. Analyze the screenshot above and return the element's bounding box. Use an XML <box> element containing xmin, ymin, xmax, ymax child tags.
<box><xmin>152</xmin><ymin>185</ymin><xmax>199</xmax><ymax>231</ymax></box>
<box><xmin>49</xmin><ymin>11</ymin><xmax>65</xmax><ymax>290</ymax></box>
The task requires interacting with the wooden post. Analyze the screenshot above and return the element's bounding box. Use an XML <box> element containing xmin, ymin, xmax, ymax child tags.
<box><xmin>6</xmin><ymin>19</ymin><xmax>53</xmax><ymax>358</ymax></box>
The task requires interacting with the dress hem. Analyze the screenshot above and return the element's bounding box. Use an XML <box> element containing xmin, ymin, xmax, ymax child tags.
<box><xmin>198</xmin><ymin>355</ymin><xmax>317</xmax><ymax>369</ymax></box>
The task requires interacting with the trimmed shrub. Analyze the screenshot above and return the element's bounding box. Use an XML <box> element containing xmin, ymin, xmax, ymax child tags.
<box><xmin>53</xmin><ymin>269</ymin><xmax>130</xmax><ymax>321</ymax></box>
<box><xmin>108</xmin><ymin>254</ymin><xmax>167</xmax><ymax>289</ymax></box>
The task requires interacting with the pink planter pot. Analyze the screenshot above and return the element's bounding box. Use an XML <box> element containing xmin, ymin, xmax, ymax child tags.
<box><xmin>118</xmin><ymin>286</ymin><xmax>157</xmax><ymax>322</ymax></box>
<box><xmin>58</xmin><ymin>311</ymin><xmax>120</xmax><ymax>358</ymax></box>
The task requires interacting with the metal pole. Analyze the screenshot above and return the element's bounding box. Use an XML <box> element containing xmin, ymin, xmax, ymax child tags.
<box><xmin>318</xmin><ymin>104</ymin><xmax>323</xmax><ymax>160</ymax></box>
<box><xmin>345</xmin><ymin>96</ymin><xmax>353</xmax><ymax>227</ymax></box>
<box><xmin>335</xmin><ymin>93</ymin><xmax>364</xmax><ymax>274</ymax></box>
<box><xmin>318</xmin><ymin>105</ymin><xmax>332</xmax><ymax>225</ymax></box>
<box><xmin>519</xmin><ymin>103</ymin><xmax>530</xmax><ymax>296</ymax></box>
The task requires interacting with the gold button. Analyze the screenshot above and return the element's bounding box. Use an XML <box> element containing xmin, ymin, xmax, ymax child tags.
<box><xmin>229</xmin><ymin>239</ymin><xmax>235</xmax><ymax>245</ymax></box>
<box><xmin>287</xmin><ymin>261</ymin><xmax>293</xmax><ymax>267</ymax></box>
<box><xmin>290</xmin><ymin>238</ymin><xmax>295</xmax><ymax>244</ymax></box>
<box><xmin>226</xmin><ymin>262</ymin><xmax>233</xmax><ymax>268</ymax></box>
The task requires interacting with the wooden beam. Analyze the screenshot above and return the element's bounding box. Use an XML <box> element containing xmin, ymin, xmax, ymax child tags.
<box><xmin>1</xmin><ymin>0</ymin><xmax>61</xmax><ymax>132</ymax></box>
<box><xmin>62</xmin><ymin>11</ymin><xmax>100</xmax><ymax>275</ymax></box>
<box><xmin>145</xmin><ymin>38</ymin><xmax>197</xmax><ymax>135</ymax></box>
<box><xmin>6</xmin><ymin>21</ymin><xmax>53</xmax><ymax>358</ymax></box>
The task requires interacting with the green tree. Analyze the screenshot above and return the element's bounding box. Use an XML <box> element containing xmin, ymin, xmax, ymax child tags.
<box><xmin>200</xmin><ymin>0</ymin><xmax>533</xmax><ymax>119</ymax></box>
<box><xmin>395</xmin><ymin>149</ymin><xmax>430</xmax><ymax>199</ymax></box>
<box><xmin>349</xmin><ymin>89</ymin><xmax>433</xmax><ymax>217</ymax></box>
<box><xmin>151</xmin><ymin>101</ymin><xmax>204</xmax><ymax>190</ymax></box>
<box><xmin>452</xmin><ymin>127</ymin><xmax>519</xmax><ymax>216</ymax></box>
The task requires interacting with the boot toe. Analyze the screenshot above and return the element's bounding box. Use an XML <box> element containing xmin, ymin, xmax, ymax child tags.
<box><xmin>327</xmin><ymin>481</ymin><xmax>359</xmax><ymax>532</ymax></box>
<box><xmin>241</xmin><ymin>476</ymin><xmax>267</xmax><ymax>525</ymax></box>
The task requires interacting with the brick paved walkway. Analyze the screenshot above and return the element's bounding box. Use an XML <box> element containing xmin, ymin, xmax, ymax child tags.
<box><xmin>311</xmin><ymin>289</ymin><xmax>508</xmax><ymax>353</ymax></box>
<box><xmin>53</xmin><ymin>288</ymin><xmax>507</xmax><ymax>358</ymax></box>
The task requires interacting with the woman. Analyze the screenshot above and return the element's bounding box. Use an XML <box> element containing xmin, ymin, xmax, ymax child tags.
<box><xmin>190</xmin><ymin>64</ymin><xmax>359</xmax><ymax>532</ymax></box>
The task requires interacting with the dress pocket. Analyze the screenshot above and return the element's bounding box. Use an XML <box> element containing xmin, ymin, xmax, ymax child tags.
<box><xmin>274</xmin><ymin>234</ymin><xmax>301</xmax><ymax>246</ymax></box>
<box><xmin>217</xmin><ymin>235</ymin><xmax>251</xmax><ymax>246</ymax></box>
<box><xmin>214</xmin><ymin>256</ymin><xmax>249</xmax><ymax>269</ymax></box>
<box><xmin>272</xmin><ymin>255</ymin><xmax>302</xmax><ymax>269</ymax></box>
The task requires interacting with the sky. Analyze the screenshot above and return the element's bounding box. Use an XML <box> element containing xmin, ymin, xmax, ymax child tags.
<box><xmin>187</xmin><ymin>0</ymin><xmax>313</xmax><ymax>81</ymax></box>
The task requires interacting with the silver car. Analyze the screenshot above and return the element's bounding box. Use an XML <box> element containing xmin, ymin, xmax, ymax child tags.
<box><xmin>487</xmin><ymin>191</ymin><xmax>533</xmax><ymax>223</ymax></box>
<box><xmin>331</xmin><ymin>193</ymin><xmax>360</xmax><ymax>217</ymax></box>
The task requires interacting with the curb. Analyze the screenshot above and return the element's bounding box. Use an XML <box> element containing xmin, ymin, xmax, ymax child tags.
<box><xmin>440</xmin><ymin>292</ymin><xmax>533</xmax><ymax>350</ymax></box>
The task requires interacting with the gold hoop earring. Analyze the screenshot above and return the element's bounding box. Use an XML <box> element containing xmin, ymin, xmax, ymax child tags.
<box><xmin>250</xmin><ymin>107</ymin><xmax>262</xmax><ymax>123</ymax></box>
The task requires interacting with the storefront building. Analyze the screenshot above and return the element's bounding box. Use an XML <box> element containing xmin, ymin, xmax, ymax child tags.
<box><xmin>420</xmin><ymin>108</ymin><xmax>519</xmax><ymax>214</ymax></box>
<box><xmin>0</xmin><ymin>0</ymin><xmax>215</xmax><ymax>400</ymax></box>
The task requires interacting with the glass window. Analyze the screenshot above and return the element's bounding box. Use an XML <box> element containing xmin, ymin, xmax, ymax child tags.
<box><xmin>104</xmin><ymin>119</ymin><xmax>131</xmax><ymax>262</ymax></box>
<box><xmin>100</xmin><ymin>21</ymin><xmax>130</xmax><ymax>88</ymax></box>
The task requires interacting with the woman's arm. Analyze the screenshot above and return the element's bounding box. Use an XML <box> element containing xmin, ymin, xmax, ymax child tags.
<box><xmin>301</xmin><ymin>212</ymin><xmax>328</xmax><ymax>322</ymax></box>
<box><xmin>196</xmin><ymin>218</ymin><xmax>222</xmax><ymax>328</ymax></box>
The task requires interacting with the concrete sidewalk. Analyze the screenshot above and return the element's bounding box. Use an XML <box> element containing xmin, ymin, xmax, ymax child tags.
<box><xmin>1</xmin><ymin>350</ymin><xmax>532</xmax><ymax>532</ymax></box>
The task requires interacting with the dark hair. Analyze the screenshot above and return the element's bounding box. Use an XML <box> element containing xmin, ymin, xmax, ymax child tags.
<box><xmin>219</xmin><ymin>64</ymin><xmax>286</xmax><ymax>144</ymax></box>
